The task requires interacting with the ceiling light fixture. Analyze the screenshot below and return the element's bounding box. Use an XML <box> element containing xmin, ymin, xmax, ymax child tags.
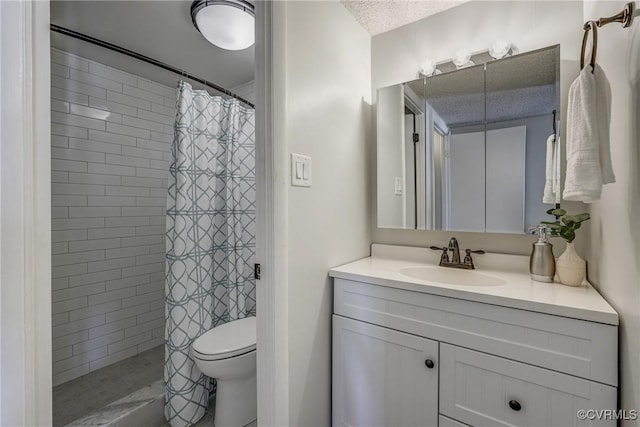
<box><xmin>191</xmin><ymin>0</ymin><xmax>255</xmax><ymax>51</ymax></box>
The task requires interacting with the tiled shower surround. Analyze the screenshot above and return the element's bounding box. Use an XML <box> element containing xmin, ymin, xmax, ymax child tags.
<box><xmin>50</xmin><ymin>49</ymin><xmax>176</xmax><ymax>386</ymax></box>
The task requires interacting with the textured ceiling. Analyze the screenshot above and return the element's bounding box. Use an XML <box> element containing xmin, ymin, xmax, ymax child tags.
<box><xmin>50</xmin><ymin>1</ymin><xmax>255</xmax><ymax>92</ymax></box>
<box><xmin>341</xmin><ymin>0</ymin><xmax>470</xmax><ymax>35</ymax></box>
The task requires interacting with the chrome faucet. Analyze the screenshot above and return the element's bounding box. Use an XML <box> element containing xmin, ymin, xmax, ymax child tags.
<box><xmin>430</xmin><ymin>237</ymin><xmax>485</xmax><ymax>270</ymax></box>
<box><xmin>448</xmin><ymin>238</ymin><xmax>461</xmax><ymax>264</ymax></box>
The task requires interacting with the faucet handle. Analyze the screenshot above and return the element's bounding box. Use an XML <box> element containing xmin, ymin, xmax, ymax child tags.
<box><xmin>463</xmin><ymin>248</ymin><xmax>485</xmax><ymax>268</ymax></box>
<box><xmin>465</xmin><ymin>249</ymin><xmax>485</xmax><ymax>255</ymax></box>
<box><xmin>430</xmin><ymin>246</ymin><xmax>449</xmax><ymax>264</ymax></box>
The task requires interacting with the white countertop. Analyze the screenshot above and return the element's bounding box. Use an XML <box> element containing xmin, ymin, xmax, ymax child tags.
<box><xmin>329</xmin><ymin>244</ymin><xmax>618</xmax><ymax>325</ymax></box>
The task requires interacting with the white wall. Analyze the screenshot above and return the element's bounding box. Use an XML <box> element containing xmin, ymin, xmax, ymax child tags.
<box><xmin>50</xmin><ymin>49</ymin><xmax>173</xmax><ymax>386</ymax></box>
<box><xmin>274</xmin><ymin>1</ymin><xmax>372</xmax><ymax>424</ymax></box>
<box><xmin>376</xmin><ymin>84</ymin><xmax>405</xmax><ymax>228</ymax></box>
<box><xmin>231</xmin><ymin>80</ymin><xmax>256</xmax><ymax>105</ymax></box>
<box><xmin>582</xmin><ymin>2</ymin><xmax>640</xmax><ymax>424</ymax></box>
<box><xmin>372</xmin><ymin>0</ymin><xmax>584</xmax><ymax>255</ymax></box>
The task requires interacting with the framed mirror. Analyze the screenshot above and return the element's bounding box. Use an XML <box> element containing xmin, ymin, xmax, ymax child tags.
<box><xmin>376</xmin><ymin>45</ymin><xmax>560</xmax><ymax>234</ymax></box>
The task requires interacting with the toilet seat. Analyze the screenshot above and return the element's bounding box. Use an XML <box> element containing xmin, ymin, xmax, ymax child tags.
<box><xmin>192</xmin><ymin>316</ymin><xmax>256</xmax><ymax>361</ymax></box>
<box><xmin>192</xmin><ymin>346</ymin><xmax>255</xmax><ymax>361</ymax></box>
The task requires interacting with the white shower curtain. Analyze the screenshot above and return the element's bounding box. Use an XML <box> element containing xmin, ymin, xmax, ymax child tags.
<box><xmin>164</xmin><ymin>81</ymin><xmax>256</xmax><ymax>427</ymax></box>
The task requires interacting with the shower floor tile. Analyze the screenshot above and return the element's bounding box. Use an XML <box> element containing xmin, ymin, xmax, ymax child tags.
<box><xmin>53</xmin><ymin>345</ymin><xmax>164</xmax><ymax>427</ymax></box>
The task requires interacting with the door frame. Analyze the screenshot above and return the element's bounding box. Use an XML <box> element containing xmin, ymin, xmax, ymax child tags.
<box><xmin>3</xmin><ymin>1</ymin><xmax>285</xmax><ymax>425</ymax></box>
<box><xmin>0</xmin><ymin>1</ymin><xmax>52</xmax><ymax>424</ymax></box>
<box><xmin>255</xmin><ymin>1</ymin><xmax>290</xmax><ymax>425</ymax></box>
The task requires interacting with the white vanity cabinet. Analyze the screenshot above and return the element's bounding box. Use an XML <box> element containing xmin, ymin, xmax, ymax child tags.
<box><xmin>332</xmin><ymin>315</ymin><xmax>439</xmax><ymax>427</ymax></box>
<box><xmin>331</xmin><ymin>277</ymin><xmax>618</xmax><ymax>427</ymax></box>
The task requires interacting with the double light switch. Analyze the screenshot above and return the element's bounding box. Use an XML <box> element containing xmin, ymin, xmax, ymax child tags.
<box><xmin>291</xmin><ymin>153</ymin><xmax>312</xmax><ymax>187</ymax></box>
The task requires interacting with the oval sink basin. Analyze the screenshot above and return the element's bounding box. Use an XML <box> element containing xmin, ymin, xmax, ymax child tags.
<box><xmin>399</xmin><ymin>267</ymin><xmax>506</xmax><ymax>287</ymax></box>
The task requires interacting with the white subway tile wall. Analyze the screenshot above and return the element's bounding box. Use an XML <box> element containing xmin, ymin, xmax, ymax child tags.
<box><xmin>50</xmin><ymin>49</ymin><xmax>175</xmax><ymax>386</ymax></box>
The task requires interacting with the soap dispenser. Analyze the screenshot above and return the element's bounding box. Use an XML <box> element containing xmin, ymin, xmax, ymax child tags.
<box><xmin>530</xmin><ymin>225</ymin><xmax>555</xmax><ymax>283</ymax></box>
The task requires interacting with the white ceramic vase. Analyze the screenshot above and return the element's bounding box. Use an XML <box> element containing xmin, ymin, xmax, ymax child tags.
<box><xmin>556</xmin><ymin>242</ymin><xmax>586</xmax><ymax>287</ymax></box>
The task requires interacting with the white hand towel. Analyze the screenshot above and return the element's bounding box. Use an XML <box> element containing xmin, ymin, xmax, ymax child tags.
<box><xmin>563</xmin><ymin>65</ymin><xmax>615</xmax><ymax>202</ymax></box>
<box><xmin>595</xmin><ymin>64</ymin><xmax>615</xmax><ymax>184</ymax></box>
<box><xmin>543</xmin><ymin>134</ymin><xmax>557</xmax><ymax>204</ymax></box>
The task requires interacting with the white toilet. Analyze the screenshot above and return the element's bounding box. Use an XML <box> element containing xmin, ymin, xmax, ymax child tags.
<box><xmin>191</xmin><ymin>316</ymin><xmax>257</xmax><ymax>427</ymax></box>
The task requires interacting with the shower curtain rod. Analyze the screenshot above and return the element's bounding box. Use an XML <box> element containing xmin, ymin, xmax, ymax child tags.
<box><xmin>50</xmin><ymin>24</ymin><xmax>255</xmax><ymax>109</ymax></box>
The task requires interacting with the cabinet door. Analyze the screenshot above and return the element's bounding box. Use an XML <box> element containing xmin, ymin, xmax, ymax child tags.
<box><xmin>332</xmin><ymin>315</ymin><xmax>438</xmax><ymax>427</ymax></box>
<box><xmin>440</xmin><ymin>344</ymin><xmax>617</xmax><ymax>427</ymax></box>
<box><xmin>439</xmin><ymin>415</ymin><xmax>470</xmax><ymax>427</ymax></box>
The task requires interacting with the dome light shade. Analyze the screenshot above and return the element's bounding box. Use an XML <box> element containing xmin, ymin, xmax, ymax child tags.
<box><xmin>191</xmin><ymin>0</ymin><xmax>255</xmax><ymax>51</ymax></box>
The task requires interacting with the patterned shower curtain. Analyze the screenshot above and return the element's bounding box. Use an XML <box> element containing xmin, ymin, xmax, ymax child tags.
<box><xmin>164</xmin><ymin>81</ymin><xmax>256</xmax><ymax>427</ymax></box>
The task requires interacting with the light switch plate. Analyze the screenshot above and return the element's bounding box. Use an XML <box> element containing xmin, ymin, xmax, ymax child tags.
<box><xmin>394</xmin><ymin>177</ymin><xmax>403</xmax><ymax>195</ymax></box>
<box><xmin>291</xmin><ymin>153</ymin><xmax>312</xmax><ymax>187</ymax></box>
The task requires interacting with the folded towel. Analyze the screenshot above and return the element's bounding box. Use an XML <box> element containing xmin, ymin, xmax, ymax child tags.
<box><xmin>563</xmin><ymin>64</ymin><xmax>615</xmax><ymax>202</ymax></box>
<box><xmin>543</xmin><ymin>134</ymin><xmax>558</xmax><ymax>204</ymax></box>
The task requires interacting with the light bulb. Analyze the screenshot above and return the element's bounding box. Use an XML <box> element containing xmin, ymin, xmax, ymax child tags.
<box><xmin>453</xmin><ymin>49</ymin><xmax>472</xmax><ymax>69</ymax></box>
<box><xmin>420</xmin><ymin>59</ymin><xmax>437</xmax><ymax>76</ymax></box>
<box><xmin>489</xmin><ymin>40</ymin><xmax>511</xmax><ymax>59</ymax></box>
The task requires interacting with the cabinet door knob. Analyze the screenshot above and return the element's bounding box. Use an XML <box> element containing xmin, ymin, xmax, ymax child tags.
<box><xmin>424</xmin><ymin>359</ymin><xmax>435</xmax><ymax>369</ymax></box>
<box><xmin>508</xmin><ymin>400</ymin><xmax>522</xmax><ymax>411</ymax></box>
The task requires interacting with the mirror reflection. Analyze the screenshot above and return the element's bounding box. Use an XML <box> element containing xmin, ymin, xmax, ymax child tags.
<box><xmin>376</xmin><ymin>45</ymin><xmax>560</xmax><ymax>234</ymax></box>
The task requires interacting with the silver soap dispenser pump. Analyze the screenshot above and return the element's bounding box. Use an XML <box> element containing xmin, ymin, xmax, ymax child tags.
<box><xmin>529</xmin><ymin>225</ymin><xmax>555</xmax><ymax>283</ymax></box>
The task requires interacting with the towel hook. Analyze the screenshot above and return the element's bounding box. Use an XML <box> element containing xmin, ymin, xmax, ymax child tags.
<box><xmin>580</xmin><ymin>20</ymin><xmax>598</xmax><ymax>73</ymax></box>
